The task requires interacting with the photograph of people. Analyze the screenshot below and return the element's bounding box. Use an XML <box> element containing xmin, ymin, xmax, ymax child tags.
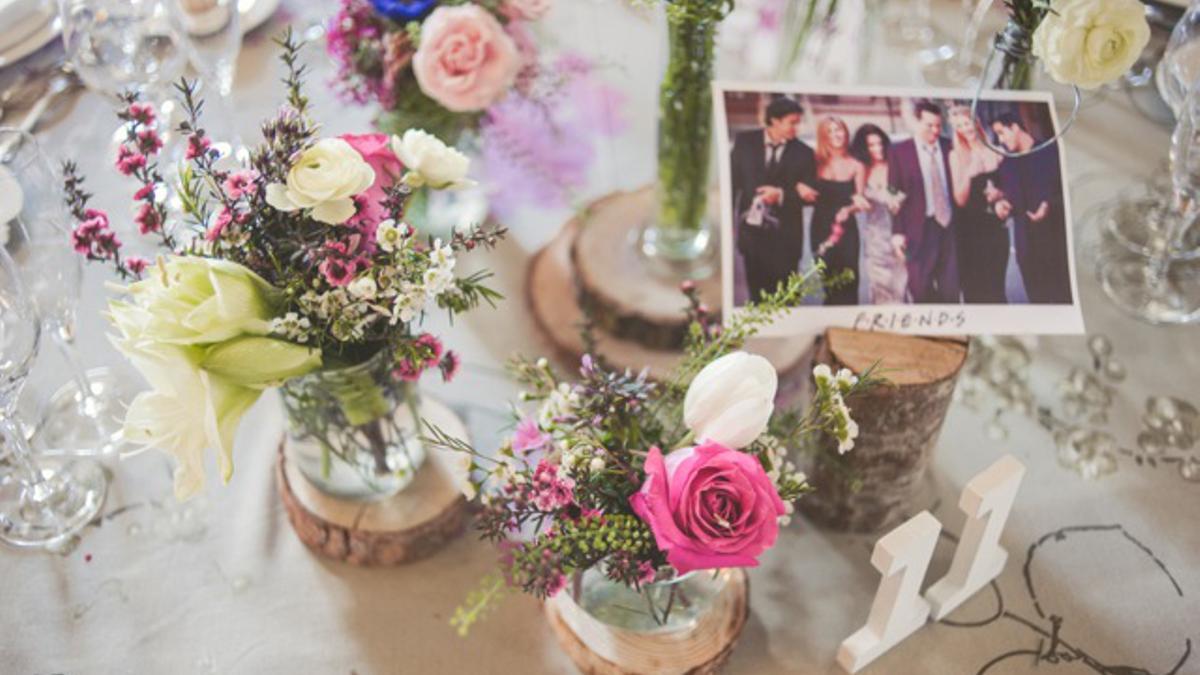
<box><xmin>948</xmin><ymin>105</ymin><xmax>1008</xmax><ymax>304</ymax></box>
<box><xmin>850</xmin><ymin>123</ymin><xmax>908</xmax><ymax>304</ymax></box>
<box><xmin>810</xmin><ymin>116</ymin><xmax>869</xmax><ymax>306</ymax></box>
<box><xmin>730</xmin><ymin>96</ymin><xmax>816</xmax><ymax>302</ymax></box>
<box><xmin>721</xmin><ymin>87</ymin><xmax>1078</xmax><ymax>331</ymax></box>
<box><xmin>887</xmin><ymin>100</ymin><xmax>958</xmax><ymax>304</ymax></box>
<box><xmin>992</xmin><ymin>113</ymin><xmax>1073</xmax><ymax>304</ymax></box>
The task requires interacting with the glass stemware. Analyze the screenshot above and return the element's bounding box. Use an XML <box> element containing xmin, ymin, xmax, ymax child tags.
<box><xmin>0</xmin><ymin>246</ymin><xmax>107</xmax><ymax>550</ymax></box>
<box><xmin>918</xmin><ymin>0</ymin><xmax>995</xmax><ymax>87</ymax></box>
<box><xmin>0</xmin><ymin>128</ymin><xmax>133</xmax><ymax>456</ymax></box>
<box><xmin>172</xmin><ymin>0</ymin><xmax>244</xmax><ymax>161</ymax></box>
<box><xmin>1098</xmin><ymin>75</ymin><xmax>1200</xmax><ymax>324</ymax></box>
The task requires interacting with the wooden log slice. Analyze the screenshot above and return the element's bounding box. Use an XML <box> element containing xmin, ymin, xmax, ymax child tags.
<box><xmin>799</xmin><ymin>329</ymin><xmax>969</xmax><ymax>534</ymax></box>
<box><xmin>526</xmin><ymin>189</ymin><xmax>811</xmax><ymax>380</ymax></box>
<box><xmin>277</xmin><ymin>397</ymin><xmax>471</xmax><ymax>566</ymax></box>
<box><xmin>544</xmin><ymin>569</ymin><xmax>750</xmax><ymax>675</ymax></box>
<box><xmin>572</xmin><ymin>187</ymin><xmax>720</xmax><ymax>351</ymax></box>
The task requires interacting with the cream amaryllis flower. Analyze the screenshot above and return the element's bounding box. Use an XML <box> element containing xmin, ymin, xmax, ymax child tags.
<box><xmin>1032</xmin><ymin>0</ymin><xmax>1151</xmax><ymax>90</ymax></box>
<box><xmin>265</xmin><ymin>138</ymin><xmax>376</xmax><ymax>224</ymax></box>
<box><xmin>391</xmin><ymin>130</ymin><xmax>474</xmax><ymax>190</ymax></box>
<box><xmin>124</xmin><ymin>256</ymin><xmax>282</xmax><ymax>344</ymax></box>
<box><xmin>111</xmin><ymin>256</ymin><xmax>321</xmax><ymax>499</ymax></box>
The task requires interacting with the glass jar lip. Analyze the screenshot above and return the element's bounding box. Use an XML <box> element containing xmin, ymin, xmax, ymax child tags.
<box><xmin>310</xmin><ymin>346</ymin><xmax>394</xmax><ymax>376</ymax></box>
<box><xmin>0</xmin><ymin>128</ymin><xmax>42</xmax><ymax>172</ymax></box>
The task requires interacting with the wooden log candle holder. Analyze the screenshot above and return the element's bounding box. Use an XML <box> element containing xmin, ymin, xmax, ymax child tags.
<box><xmin>276</xmin><ymin>398</ymin><xmax>472</xmax><ymax>566</ymax></box>
<box><xmin>526</xmin><ymin>186</ymin><xmax>809</xmax><ymax>380</ymax></box>
<box><xmin>544</xmin><ymin>568</ymin><xmax>750</xmax><ymax>675</ymax></box>
<box><xmin>799</xmin><ymin>328</ymin><xmax>970</xmax><ymax>534</ymax></box>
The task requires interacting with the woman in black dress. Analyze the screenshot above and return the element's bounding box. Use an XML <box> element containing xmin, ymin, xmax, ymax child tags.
<box><xmin>948</xmin><ymin>105</ymin><xmax>1008</xmax><ymax>303</ymax></box>
<box><xmin>809</xmin><ymin>116</ymin><xmax>868</xmax><ymax>305</ymax></box>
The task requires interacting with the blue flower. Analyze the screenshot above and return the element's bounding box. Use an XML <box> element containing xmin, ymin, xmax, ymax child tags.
<box><xmin>370</xmin><ymin>0</ymin><xmax>439</xmax><ymax>22</ymax></box>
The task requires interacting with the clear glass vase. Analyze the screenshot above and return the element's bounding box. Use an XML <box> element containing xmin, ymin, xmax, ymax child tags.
<box><xmin>640</xmin><ymin>4</ymin><xmax>721</xmax><ymax>274</ymax></box>
<box><xmin>570</xmin><ymin>566</ymin><xmax>730</xmax><ymax>633</ymax></box>
<box><xmin>984</xmin><ymin>19</ymin><xmax>1037</xmax><ymax>91</ymax></box>
<box><xmin>280</xmin><ymin>350</ymin><xmax>427</xmax><ymax>501</ymax></box>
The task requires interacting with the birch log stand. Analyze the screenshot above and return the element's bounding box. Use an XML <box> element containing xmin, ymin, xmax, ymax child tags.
<box><xmin>527</xmin><ymin>186</ymin><xmax>810</xmax><ymax>380</ymax></box>
<box><xmin>544</xmin><ymin>569</ymin><xmax>750</xmax><ymax>675</ymax></box>
<box><xmin>277</xmin><ymin>398</ymin><xmax>471</xmax><ymax>566</ymax></box>
<box><xmin>800</xmin><ymin>329</ymin><xmax>970</xmax><ymax>534</ymax></box>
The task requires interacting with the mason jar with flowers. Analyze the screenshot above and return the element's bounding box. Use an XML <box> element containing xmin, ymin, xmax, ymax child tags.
<box><xmin>436</xmin><ymin>274</ymin><xmax>877</xmax><ymax>670</ymax></box>
<box><xmin>62</xmin><ymin>34</ymin><xmax>504</xmax><ymax>504</ymax></box>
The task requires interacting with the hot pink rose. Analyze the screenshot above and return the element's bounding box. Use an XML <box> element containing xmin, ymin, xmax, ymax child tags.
<box><xmin>340</xmin><ymin>133</ymin><xmax>404</xmax><ymax>224</ymax></box>
<box><xmin>503</xmin><ymin>0</ymin><xmax>553</xmax><ymax>21</ymax></box>
<box><xmin>412</xmin><ymin>5</ymin><xmax>521</xmax><ymax>113</ymax></box>
<box><xmin>629</xmin><ymin>442</ymin><xmax>786</xmax><ymax>574</ymax></box>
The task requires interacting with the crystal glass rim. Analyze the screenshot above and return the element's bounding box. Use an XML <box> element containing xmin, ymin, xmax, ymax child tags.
<box><xmin>0</xmin><ymin>128</ymin><xmax>43</xmax><ymax>171</ymax></box>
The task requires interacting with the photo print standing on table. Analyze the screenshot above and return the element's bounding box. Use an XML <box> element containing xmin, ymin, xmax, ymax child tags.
<box><xmin>713</xmin><ymin>83</ymin><xmax>1086</xmax><ymax>337</ymax></box>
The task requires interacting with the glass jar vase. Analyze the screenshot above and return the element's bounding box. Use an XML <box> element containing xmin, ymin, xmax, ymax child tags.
<box><xmin>280</xmin><ymin>350</ymin><xmax>427</xmax><ymax>501</ymax></box>
<box><xmin>570</xmin><ymin>565</ymin><xmax>730</xmax><ymax>633</ymax></box>
<box><xmin>640</xmin><ymin>2</ymin><xmax>724</xmax><ymax>273</ymax></box>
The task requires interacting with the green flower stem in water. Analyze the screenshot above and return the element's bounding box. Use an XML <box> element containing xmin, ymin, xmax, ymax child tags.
<box><xmin>655</xmin><ymin>9</ymin><xmax>719</xmax><ymax>243</ymax></box>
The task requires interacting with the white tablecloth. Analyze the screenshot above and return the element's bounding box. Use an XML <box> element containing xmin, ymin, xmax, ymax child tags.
<box><xmin>2</xmin><ymin>2</ymin><xmax>1198</xmax><ymax>674</ymax></box>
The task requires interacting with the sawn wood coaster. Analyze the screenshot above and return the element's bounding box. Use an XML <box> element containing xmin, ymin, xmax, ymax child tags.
<box><xmin>543</xmin><ymin>568</ymin><xmax>750</xmax><ymax>675</ymax></box>
<box><xmin>799</xmin><ymin>328</ymin><xmax>970</xmax><ymax>534</ymax></box>
<box><xmin>526</xmin><ymin>186</ymin><xmax>809</xmax><ymax>380</ymax></box>
<box><xmin>277</xmin><ymin>397</ymin><xmax>471</xmax><ymax>566</ymax></box>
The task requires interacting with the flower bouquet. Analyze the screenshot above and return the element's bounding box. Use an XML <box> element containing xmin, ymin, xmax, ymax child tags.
<box><xmin>328</xmin><ymin>0</ymin><xmax>626</xmax><ymax>221</ymax></box>
<box><xmin>438</xmin><ymin>273</ymin><xmax>874</xmax><ymax>661</ymax></box>
<box><xmin>62</xmin><ymin>33</ymin><xmax>505</xmax><ymax>503</ymax></box>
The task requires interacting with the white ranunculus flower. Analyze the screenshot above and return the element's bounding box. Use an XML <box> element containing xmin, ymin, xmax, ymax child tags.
<box><xmin>265</xmin><ymin>138</ymin><xmax>376</xmax><ymax>224</ymax></box>
<box><xmin>683</xmin><ymin>351</ymin><xmax>778</xmax><ymax>449</ymax></box>
<box><xmin>391</xmin><ymin>130</ymin><xmax>475</xmax><ymax>190</ymax></box>
<box><xmin>1032</xmin><ymin>0</ymin><xmax>1151</xmax><ymax>90</ymax></box>
<box><xmin>348</xmin><ymin>276</ymin><xmax>378</xmax><ymax>300</ymax></box>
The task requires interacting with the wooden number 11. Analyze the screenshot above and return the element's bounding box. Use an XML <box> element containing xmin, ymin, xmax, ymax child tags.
<box><xmin>837</xmin><ymin>455</ymin><xmax>1026</xmax><ymax>673</ymax></box>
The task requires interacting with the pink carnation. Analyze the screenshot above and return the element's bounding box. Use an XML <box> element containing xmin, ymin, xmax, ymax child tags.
<box><xmin>134</xmin><ymin>202</ymin><xmax>161</xmax><ymax>235</ymax></box>
<box><xmin>340</xmin><ymin>133</ymin><xmax>403</xmax><ymax>226</ymax></box>
<box><xmin>127</xmin><ymin>102</ymin><xmax>156</xmax><ymax>125</ymax></box>
<box><xmin>412</xmin><ymin>5</ymin><xmax>521</xmax><ymax>113</ymax></box>
<box><xmin>629</xmin><ymin>442</ymin><xmax>786</xmax><ymax>575</ymax></box>
<box><xmin>186</xmin><ymin>134</ymin><xmax>212</xmax><ymax>160</ymax></box>
<box><xmin>415</xmin><ymin>333</ymin><xmax>444</xmax><ymax>364</ymax></box>
<box><xmin>392</xmin><ymin>359</ymin><xmax>423</xmax><ymax>382</ymax></box>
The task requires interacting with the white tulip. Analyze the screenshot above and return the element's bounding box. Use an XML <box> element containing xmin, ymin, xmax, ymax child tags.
<box><xmin>265</xmin><ymin>138</ymin><xmax>376</xmax><ymax>224</ymax></box>
<box><xmin>391</xmin><ymin>129</ymin><xmax>475</xmax><ymax>190</ymax></box>
<box><xmin>683</xmin><ymin>351</ymin><xmax>778</xmax><ymax>449</ymax></box>
<box><xmin>1032</xmin><ymin>0</ymin><xmax>1150</xmax><ymax>90</ymax></box>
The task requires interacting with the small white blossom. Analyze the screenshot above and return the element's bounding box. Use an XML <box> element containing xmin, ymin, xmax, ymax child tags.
<box><xmin>813</xmin><ymin>364</ymin><xmax>833</xmax><ymax>386</ymax></box>
<box><xmin>835</xmin><ymin>368</ymin><xmax>859</xmax><ymax>392</ymax></box>
<box><xmin>422</xmin><ymin>265</ymin><xmax>456</xmax><ymax>298</ymax></box>
<box><xmin>391</xmin><ymin>283</ymin><xmax>427</xmax><ymax>325</ymax></box>
<box><xmin>269</xmin><ymin>312</ymin><xmax>312</xmax><ymax>343</ymax></box>
<box><xmin>348</xmin><ymin>276</ymin><xmax>378</xmax><ymax>300</ymax></box>
<box><xmin>588</xmin><ymin>456</ymin><xmax>606</xmax><ymax>473</ymax></box>
<box><xmin>538</xmin><ymin>383</ymin><xmax>580</xmax><ymax>428</ymax></box>
<box><xmin>376</xmin><ymin>219</ymin><xmax>408</xmax><ymax>253</ymax></box>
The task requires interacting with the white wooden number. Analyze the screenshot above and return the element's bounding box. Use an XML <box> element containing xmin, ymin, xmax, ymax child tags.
<box><xmin>837</xmin><ymin>455</ymin><xmax>1026</xmax><ymax>674</ymax></box>
<box><xmin>836</xmin><ymin>511</ymin><xmax>941</xmax><ymax>673</ymax></box>
<box><xmin>926</xmin><ymin>455</ymin><xmax>1026</xmax><ymax>620</ymax></box>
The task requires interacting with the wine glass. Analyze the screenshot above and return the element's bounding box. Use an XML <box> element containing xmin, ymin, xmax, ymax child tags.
<box><xmin>918</xmin><ymin>0</ymin><xmax>995</xmax><ymax>87</ymax></box>
<box><xmin>883</xmin><ymin>0</ymin><xmax>935</xmax><ymax>47</ymax></box>
<box><xmin>0</xmin><ymin>246</ymin><xmax>107</xmax><ymax>549</ymax></box>
<box><xmin>0</xmin><ymin>130</ymin><xmax>135</xmax><ymax>455</ymax></box>
<box><xmin>171</xmin><ymin>0</ymin><xmax>244</xmax><ymax>161</ymax></box>
<box><xmin>1098</xmin><ymin>74</ymin><xmax>1200</xmax><ymax>324</ymax></box>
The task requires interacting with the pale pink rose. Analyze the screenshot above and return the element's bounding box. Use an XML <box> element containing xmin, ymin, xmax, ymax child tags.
<box><xmin>503</xmin><ymin>0</ymin><xmax>553</xmax><ymax>21</ymax></box>
<box><xmin>339</xmin><ymin>133</ymin><xmax>404</xmax><ymax>225</ymax></box>
<box><xmin>412</xmin><ymin>5</ymin><xmax>521</xmax><ymax>113</ymax></box>
<box><xmin>629</xmin><ymin>442</ymin><xmax>786</xmax><ymax>574</ymax></box>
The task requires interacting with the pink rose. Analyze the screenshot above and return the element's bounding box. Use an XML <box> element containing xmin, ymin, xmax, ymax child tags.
<box><xmin>340</xmin><ymin>133</ymin><xmax>404</xmax><ymax>224</ymax></box>
<box><xmin>629</xmin><ymin>442</ymin><xmax>786</xmax><ymax>575</ymax></box>
<box><xmin>412</xmin><ymin>5</ymin><xmax>521</xmax><ymax>113</ymax></box>
<box><xmin>503</xmin><ymin>0</ymin><xmax>553</xmax><ymax>21</ymax></box>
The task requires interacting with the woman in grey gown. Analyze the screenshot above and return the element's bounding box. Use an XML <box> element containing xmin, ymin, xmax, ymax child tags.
<box><xmin>850</xmin><ymin>124</ymin><xmax>908</xmax><ymax>304</ymax></box>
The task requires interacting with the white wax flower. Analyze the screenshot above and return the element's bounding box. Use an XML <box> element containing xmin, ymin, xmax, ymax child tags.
<box><xmin>683</xmin><ymin>351</ymin><xmax>778</xmax><ymax>449</ymax></box>
<box><xmin>391</xmin><ymin>130</ymin><xmax>474</xmax><ymax>190</ymax></box>
<box><xmin>1032</xmin><ymin>0</ymin><xmax>1151</xmax><ymax>90</ymax></box>
<box><xmin>265</xmin><ymin>138</ymin><xmax>376</xmax><ymax>224</ymax></box>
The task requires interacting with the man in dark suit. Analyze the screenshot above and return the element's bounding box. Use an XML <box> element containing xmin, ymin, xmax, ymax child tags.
<box><xmin>888</xmin><ymin>100</ymin><xmax>959</xmax><ymax>303</ymax></box>
<box><xmin>992</xmin><ymin>113</ymin><xmax>1073</xmax><ymax>304</ymax></box>
<box><xmin>732</xmin><ymin>97</ymin><xmax>817</xmax><ymax>301</ymax></box>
